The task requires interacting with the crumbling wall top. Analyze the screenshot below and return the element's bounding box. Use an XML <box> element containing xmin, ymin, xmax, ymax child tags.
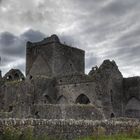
<box><xmin>3</xmin><ymin>69</ymin><xmax>25</xmax><ymax>81</ymax></box>
<box><xmin>56</xmin><ymin>74</ymin><xmax>94</xmax><ymax>85</ymax></box>
<box><xmin>26</xmin><ymin>34</ymin><xmax>60</xmax><ymax>47</ymax></box>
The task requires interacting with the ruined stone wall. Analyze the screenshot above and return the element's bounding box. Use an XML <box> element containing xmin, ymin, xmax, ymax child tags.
<box><xmin>0</xmin><ymin>118</ymin><xmax>139</xmax><ymax>140</ymax></box>
<box><xmin>56</xmin><ymin>74</ymin><xmax>93</xmax><ymax>85</ymax></box>
<box><xmin>56</xmin><ymin>81</ymin><xmax>99</xmax><ymax>105</ymax></box>
<box><xmin>53</xmin><ymin>43</ymin><xmax>85</xmax><ymax>76</ymax></box>
<box><xmin>0</xmin><ymin>77</ymin><xmax>58</xmax><ymax>118</ymax></box>
<box><xmin>55</xmin><ymin>60</ymin><xmax>125</xmax><ymax>119</ymax></box>
<box><xmin>31</xmin><ymin>104</ymin><xmax>103</xmax><ymax>120</ymax></box>
<box><xmin>90</xmin><ymin>60</ymin><xmax>124</xmax><ymax>118</ymax></box>
<box><xmin>0</xmin><ymin>80</ymin><xmax>34</xmax><ymax>118</ymax></box>
<box><xmin>123</xmin><ymin>77</ymin><xmax>140</xmax><ymax>118</ymax></box>
<box><xmin>0</xmin><ymin>77</ymin><xmax>103</xmax><ymax>120</ymax></box>
<box><xmin>3</xmin><ymin>69</ymin><xmax>25</xmax><ymax>81</ymax></box>
<box><xmin>0</xmin><ymin>60</ymin><xmax>125</xmax><ymax>120</ymax></box>
<box><xmin>26</xmin><ymin>36</ymin><xmax>85</xmax><ymax>78</ymax></box>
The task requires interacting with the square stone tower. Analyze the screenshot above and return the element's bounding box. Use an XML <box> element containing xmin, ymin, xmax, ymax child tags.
<box><xmin>26</xmin><ymin>35</ymin><xmax>85</xmax><ymax>78</ymax></box>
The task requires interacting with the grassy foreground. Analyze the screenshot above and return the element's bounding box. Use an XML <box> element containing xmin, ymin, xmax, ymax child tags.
<box><xmin>0</xmin><ymin>127</ymin><xmax>140</xmax><ymax>140</ymax></box>
<box><xmin>0</xmin><ymin>133</ymin><xmax>140</xmax><ymax>140</ymax></box>
<box><xmin>77</xmin><ymin>134</ymin><xmax>140</xmax><ymax>140</ymax></box>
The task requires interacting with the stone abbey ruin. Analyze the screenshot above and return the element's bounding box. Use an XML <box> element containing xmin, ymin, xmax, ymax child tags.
<box><xmin>0</xmin><ymin>35</ymin><xmax>140</xmax><ymax>139</ymax></box>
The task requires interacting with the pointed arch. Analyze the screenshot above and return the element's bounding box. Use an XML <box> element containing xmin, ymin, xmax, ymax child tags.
<box><xmin>30</xmin><ymin>55</ymin><xmax>51</xmax><ymax>76</ymax></box>
<box><xmin>76</xmin><ymin>94</ymin><xmax>90</xmax><ymax>104</ymax></box>
<box><xmin>57</xmin><ymin>95</ymin><xmax>68</xmax><ymax>104</ymax></box>
<box><xmin>125</xmin><ymin>97</ymin><xmax>140</xmax><ymax>118</ymax></box>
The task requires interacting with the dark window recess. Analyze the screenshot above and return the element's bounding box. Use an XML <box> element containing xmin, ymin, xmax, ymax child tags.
<box><xmin>110</xmin><ymin>113</ymin><xmax>115</xmax><ymax>118</ymax></box>
<box><xmin>44</xmin><ymin>95</ymin><xmax>52</xmax><ymax>104</ymax></box>
<box><xmin>7</xmin><ymin>75</ymin><xmax>12</xmax><ymax>80</ymax></box>
<box><xmin>29</xmin><ymin>75</ymin><xmax>33</xmax><ymax>80</ymax></box>
<box><xmin>35</xmin><ymin>111</ymin><xmax>40</xmax><ymax>118</ymax></box>
<box><xmin>14</xmin><ymin>73</ymin><xmax>19</xmax><ymax>79</ymax></box>
<box><xmin>22</xmin><ymin>77</ymin><xmax>25</xmax><ymax>81</ymax></box>
<box><xmin>76</xmin><ymin>94</ymin><xmax>90</xmax><ymax>104</ymax></box>
<box><xmin>8</xmin><ymin>106</ymin><xmax>13</xmax><ymax>112</ymax></box>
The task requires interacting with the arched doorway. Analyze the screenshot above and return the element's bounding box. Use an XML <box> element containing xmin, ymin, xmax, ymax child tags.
<box><xmin>76</xmin><ymin>94</ymin><xmax>90</xmax><ymax>104</ymax></box>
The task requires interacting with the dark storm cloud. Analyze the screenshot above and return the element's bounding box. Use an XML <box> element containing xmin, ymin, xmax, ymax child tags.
<box><xmin>70</xmin><ymin>0</ymin><xmax>140</xmax><ymax>76</ymax></box>
<box><xmin>100</xmin><ymin>0</ymin><xmax>139</xmax><ymax>16</ymax></box>
<box><xmin>21</xmin><ymin>29</ymin><xmax>45</xmax><ymax>42</ymax></box>
<box><xmin>0</xmin><ymin>29</ymin><xmax>46</xmax><ymax>75</ymax></box>
<box><xmin>0</xmin><ymin>0</ymin><xmax>140</xmax><ymax>77</ymax></box>
<box><xmin>0</xmin><ymin>32</ymin><xmax>25</xmax><ymax>57</ymax></box>
<box><xmin>0</xmin><ymin>32</ymin><xmax>16</xmax><ymax>46</ymax></box>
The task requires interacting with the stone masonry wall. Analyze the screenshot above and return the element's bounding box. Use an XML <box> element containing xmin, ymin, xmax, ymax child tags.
<box><xmin>56</xmin><ymin>81</ymin><xmax>98</xmax><ymax>105</ymax></box>
<box><xmin>123</xmin><ymin>77</ymin><xmax>140</xmax><ymax>118</ymax></box>
<box><xmin>0</xmin><ymin>118</ymin><xmax>139</xmax><ymax>140</ymax></box>
<box><xmin>26</xmin><ymin>39</ymin><xmax>85</xmax><ymax>78</ymax></box>
<box><xmin>30</xmin><ymin>104</ymin><xmax>103</xmax><ymax>120</ymax></box>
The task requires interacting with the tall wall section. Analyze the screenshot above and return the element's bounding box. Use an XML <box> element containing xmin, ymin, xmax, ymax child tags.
<box><xmin>88</xmin><ymin>60</ymin><xmax>124</xmax><ymax>118</ymax></box>
<box><xmin>26</xmin><ymin>35</ymin><xmax>85</xmax><ymax>78</ymax></box>
<box><xmin>0</xmin><ymin>77</ymin><xmax>103</xmax><ymax>120</ymax></box>
<box><xmin>123</xmin><ymin>77</ymin><xmax>140</xmax><ymax>118</ymax></box>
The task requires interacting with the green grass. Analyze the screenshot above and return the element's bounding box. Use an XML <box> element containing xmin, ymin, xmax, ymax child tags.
<box><xmin>77</xmin><ymin>128</ymin><xmax>140</xmax><ymax>140</ymax></box>
<box><xmin>0</xmin><ymin>126</ymin><xmax>140</xmax><ymax>140</ymax></box>
<box><xmin>77</xmin><ymin>134</ymin><xmax>140</xmax><ymax>140</ymax></box>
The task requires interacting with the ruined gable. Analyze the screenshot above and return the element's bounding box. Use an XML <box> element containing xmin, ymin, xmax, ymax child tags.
<box><xmin>29</xmin><ymin>54</ymin><xmax>52</xmax><ymax>77</ymax></box>
<box><xmin>26</xmin><ymin>35</ymin><xmax>85</xmax><ymax>78</ymax></box>
<box><xmin>3</xmin><ymin>69</ymin><xmax>25</xmax><ymax>81</ymax></box>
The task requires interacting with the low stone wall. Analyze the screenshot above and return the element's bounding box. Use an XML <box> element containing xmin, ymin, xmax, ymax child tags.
<box><xmin>0</xmin><ymin>104</ymin><xmax>103</xmax><ymax>119</ymax></box>
<box><xmin>31</xmin><ymin>104</ymin><xmax>103</xmax><ymax>120</ymax></box>
<box><xmin>0</xmin><ymin>118</ymin><xmax>140</xmax><ymax>140</ymax></box>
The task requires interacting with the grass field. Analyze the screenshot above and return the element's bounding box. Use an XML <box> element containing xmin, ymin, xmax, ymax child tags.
<box><xmin>1</xmin><ymin>133</ymin><xmax>140</xmax><ymax>140</ymax></box>
<box><xmin>77</xmin><ymin>134</ymin><xmax>140</xmax><ymax>140</ymax></box>
<box><xmin>0</xmin><ymin>126</ymin><xmax>140</xmax><ymax>140</ymax></box>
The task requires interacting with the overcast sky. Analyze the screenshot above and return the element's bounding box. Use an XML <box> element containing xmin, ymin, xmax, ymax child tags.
<box><xmin>0</xmin><ymin>0</ymin><xmax>140</xmax><ymax>77</ymax></box>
